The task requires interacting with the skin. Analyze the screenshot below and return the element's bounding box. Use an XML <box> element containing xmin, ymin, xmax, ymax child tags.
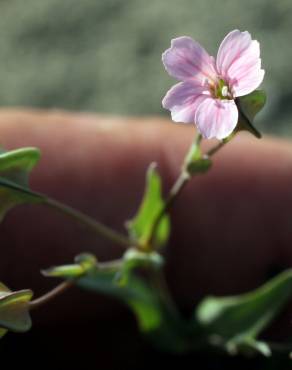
<box><xmin>0</xmin><ymin>108</ymin><xmax>291</xmax><ymax>334</ymax></box>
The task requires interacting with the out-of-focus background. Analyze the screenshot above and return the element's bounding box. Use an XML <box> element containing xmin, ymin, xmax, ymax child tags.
<box><xmin>0</xmin><ymin>0</ymin><xmax>290</xmax><ymax>134</ymax></box>
<box><xmin>0</xmin><ymin>2</ymin><xmax>292</xmax><ymax>369</ymax></box>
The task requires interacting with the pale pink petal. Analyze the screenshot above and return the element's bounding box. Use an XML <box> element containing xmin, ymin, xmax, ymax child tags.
<box><xmin>228</xmin><ymin>53</ymin><xmax>265</xmax><ymax>97</ymax></box>
<box><xmin>217</xmin><ymin>30</ymin><xmax>252</xmax><ymax>76</ymax></box>
<box><xmin>195</xmin><ymin>98</ymin><xmax>238</xmax><ymax>139</ymax></box>
<box><xmin>162</xmin><ymin>36</ymin><xmax>217</xmax><ymax>83</ymax></box>
<box><xmin>217</xmin><ymin>30</ymin><xmax>264</xmax><ymax>97</ymax></box>
<box><xmin>162</xmin><ymin>80</ymin><xmax>210</xmax><ymax>123</ymax></box>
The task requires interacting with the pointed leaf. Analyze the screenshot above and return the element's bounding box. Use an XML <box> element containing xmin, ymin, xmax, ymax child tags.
<box><xmin>195</xmin><ymin>269</ymin><xmax>292</xmax><ymax>355</ymax></box>
<box><xmin>0</xmin><ymin>147</ymin><xmax>43</xmax><ymax>221</ymax></box>
<box><xmin>126</xmin><ymin>163</ymin><xmax>170</xmax><ymax>248</ymax></box>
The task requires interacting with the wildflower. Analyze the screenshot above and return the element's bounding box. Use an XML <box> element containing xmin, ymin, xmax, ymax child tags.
<box><xmin>162</xmin><ymin>30</ymin><xmax>264</xmax><ymax>139</ymax></box>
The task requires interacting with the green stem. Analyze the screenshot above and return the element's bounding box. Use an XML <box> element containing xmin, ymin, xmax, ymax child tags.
<box><xmin>29</xmin><ymin>280</ymin><xmax>74</xmax><ymax>310</ymax></box>
<box><xmin>43</xmin><ymin>197</ymin><xmax>133</xmax><ymax>249</ymax></box>
<box><xmin>148</xmin><ymin>133</ymin><xmax>234</xmax><ymax>247</ymax></box>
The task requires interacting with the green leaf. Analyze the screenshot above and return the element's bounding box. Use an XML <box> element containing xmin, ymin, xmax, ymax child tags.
<box><xmin>126</xmin><ymin>163</ymin><xmax>170</xmax><ymax>248</ymax></box>
<box><xmin>0</xmin><ymin>282</ymin><xmax>33</xmax><ymax>337</ymax></box>
<box><xmin>195</xmin><ymin>269</ymin><xmax>292</xmax><ymax>356</ymax></box>
<box><xmin>44</xmin><ymin>254</ymin><xmax>163</xmax><ymax>332</ymax></box>
<box><xmin>0</xmin><ymin>147</ymin><xmax>43</xmax><ymax>221</ymax></box>
<box><xmin>44</xmin><ymin>253</ymin><xmax>161</xmax><ymax>331</ymax></box>
<box><xmin>236</xmin><ymin>90</ymin><xmax>266</xmax><ymax>138</ymax></box>
<box><xmin>45</xmin><ymin>254</ymin><xmax>188</xmax><ymax>352</ymax></box>
<box><xmin>78</xmin><ymin>267</ymin><xmax>189</xmax><ymax>351</ymax></box>
<box><xmin>80</xmin><ymin>268</ymin><xmax>163</xmax><ymax>332</ymax></box>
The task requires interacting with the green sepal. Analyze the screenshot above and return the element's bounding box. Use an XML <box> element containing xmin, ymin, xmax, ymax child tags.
<box><xmin>236</xmin><ymin>90</ymin><xmax>266</xmax><ymax>138</ymax></box>
<box><xmin>184</xmin><ymin>136</ymin><xmax>212</xmax><ymax>175</ymax></box>
<box><xmin>126</xmin><ymin>163</ymin><xmax>170</xmax><ymax>249</ymax></box>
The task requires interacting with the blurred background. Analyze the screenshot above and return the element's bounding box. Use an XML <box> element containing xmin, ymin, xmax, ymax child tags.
<box><xmin>0</xmin><ymin>1</ymin><xmax>292</xmax><ymax>369</ymax></box>
<box><xmin>0</xmin><ymin>0</ymin><xmax>290</xmax><ymax>134</ymax></box>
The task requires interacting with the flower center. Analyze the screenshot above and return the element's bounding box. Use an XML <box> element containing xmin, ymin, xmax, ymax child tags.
<box><xmin>210</xmin><ymin>78</ymin><xmax>232</xmax><ymax>100</ymax></box>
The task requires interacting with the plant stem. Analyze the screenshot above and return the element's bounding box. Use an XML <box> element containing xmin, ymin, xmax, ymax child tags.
<box><xmin>29</xmin><ymin>280</ymin><xmax>74</xmax><ymax>310</ymax></box>
<box><xmin>43</xmin><ymin>197</ymin><xmax>133</xmax><ymax>249</ymax></box>
<box><xmin>148</xmin><ymin>133</ymin><xmax>234</xmax><ymax>246</ymax></box>
<box><xmin>206</xmin><ymin>139</ymin><xmax>227</xmax><ymax>157</ymax></box>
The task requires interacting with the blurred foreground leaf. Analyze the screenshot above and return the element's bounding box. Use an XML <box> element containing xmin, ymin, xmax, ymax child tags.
<box><xmin>195</xmin><ymin>269</ymin><xmax>292</xmax><ymax>356</ymax></box>
<box><xmin>0</xmin><ymin>147</ymin><xmax>43</xmax><ymax>221</ymax></box>
<box><xmin>126</xmin><ymin>163</ymin><xmax>170</xmax><ymax>248</ymax></box>
<box><xmin>236</xmin><ymin>89</ymin><xmax>266</xmax><ymax>138</ymax></box>
<box><xmin>0</xmin><ymin>282</ymin><xmax>33</xmax><ymax>339</ymax></box>
<box><xmin>45</xmin><ymin>253</ymin><xmax>188</xmax><ymax>352</ymax></box>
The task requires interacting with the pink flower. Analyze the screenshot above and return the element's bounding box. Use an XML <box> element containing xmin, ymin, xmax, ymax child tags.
<box><xmin>162</xmin><ymin>30</ymin><xmax>265</xmax><ymax>139</ymax></box>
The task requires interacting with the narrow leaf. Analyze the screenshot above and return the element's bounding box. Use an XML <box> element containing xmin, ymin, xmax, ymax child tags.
<box><xmin>126</xmin><ymin>163</ymin><xmax>170</xmax><ymax>248</ymax></box>
<box><xmin>195</xmin><ymin>269</ymin><xmax>292</xmax><ymax>356</ymax></box>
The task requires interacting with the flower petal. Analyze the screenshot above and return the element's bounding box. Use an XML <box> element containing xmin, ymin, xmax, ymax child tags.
<box><xmin>217</xmin><ymin>30</ymin><xmax>252</xmax><ymax>75</ymax></box>
<box><xmin>162</xmin><ymin>36</ymin><xmax>217</xmax><ymax>82</ymax></box>
<box><xmin>216</xmin><ymin>30</ymin><xmax>264</xmax><ymax>97</ymax></box>
<box><xmin>195</xmin><ymin>98</ymin><xmax>238</xmax><ymax>139</ymax></box>
<box><xmin>162</xmin><ymin>81</ymin><xmax>210</xmax><ymax>123</ymax></box>
<box><xmin>228</xmin><ymin>54</ymin><xmax>265</xmax><ymax>97</ymax></box>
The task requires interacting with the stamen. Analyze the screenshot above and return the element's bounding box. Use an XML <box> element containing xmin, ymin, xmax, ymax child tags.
<box><xmin>221</xmin><ymin>86</ymin><xmax>228</xmax><ymax>97</ymax></box>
